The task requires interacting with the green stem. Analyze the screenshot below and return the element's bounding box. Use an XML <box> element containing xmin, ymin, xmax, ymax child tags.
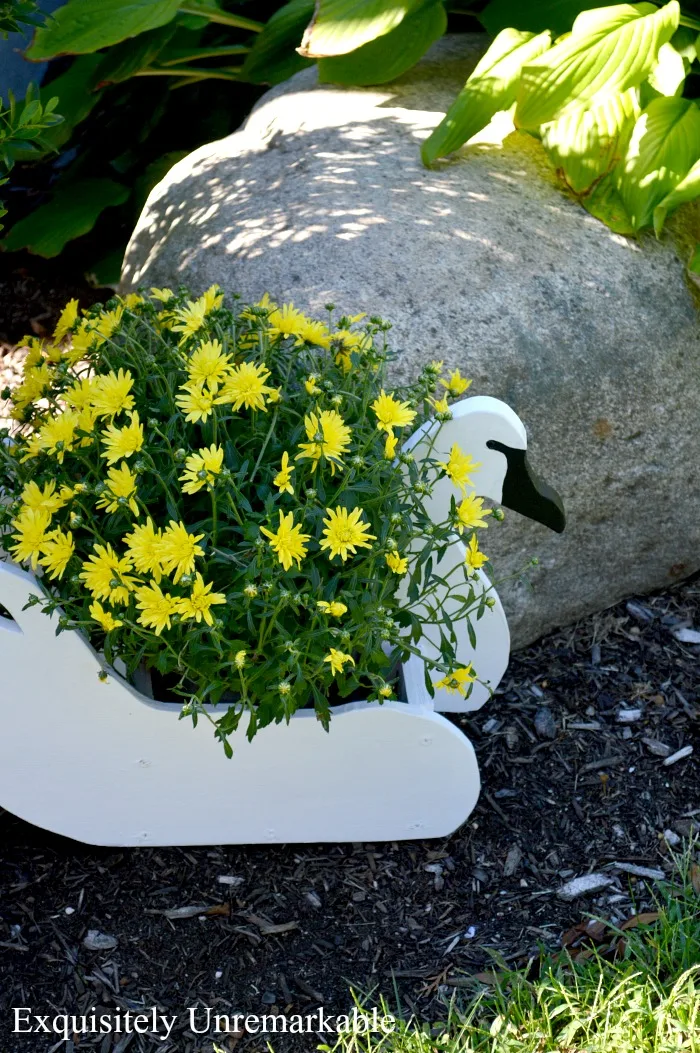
<box><xmin>177</xmin><ymin>3</ymin><xmax>264</xmax><ymax>31</ymax></box>
<box><xmin>136</xmin><ymin>66</ymin><xmax>242</xmax><ymax>81</ymax></box>
<box><xmin>158</xmin><ymin>45</ymin><xmax>250</xmax><ymax>66</ymax></box>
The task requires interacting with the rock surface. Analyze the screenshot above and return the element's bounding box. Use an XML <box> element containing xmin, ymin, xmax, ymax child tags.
<box><xmin>121</xmin><ymin>36</ymin><xmax>700</xmax><ymax>648</ymax></box>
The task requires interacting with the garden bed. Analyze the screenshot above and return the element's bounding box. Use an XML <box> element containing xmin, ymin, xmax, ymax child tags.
<box><xmin>1</xmin><ymin>575</ymin><xmax>698</xmax><ymax>1052</ymax></box>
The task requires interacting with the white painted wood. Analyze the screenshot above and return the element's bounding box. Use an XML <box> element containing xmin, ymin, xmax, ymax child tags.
<box><xmin>402</xmin><ymin>396</ymin><xmax>522</xmax><ymax>713</ymax></box>
<box><xmin>0</xmin><ymin>559</ymin><xmax>480</xmax><ymax>846</ymax></box>
<box><xmin>0</xmin><ymin>395</ymin><xmax>530</xmax><ymax>846</ymax></box>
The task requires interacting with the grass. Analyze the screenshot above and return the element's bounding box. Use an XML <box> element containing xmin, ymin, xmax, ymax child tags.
<box><xmin>322</xmin><ymin>844</ymin><xmax>700</xmax><ymax>1053</ymax></box>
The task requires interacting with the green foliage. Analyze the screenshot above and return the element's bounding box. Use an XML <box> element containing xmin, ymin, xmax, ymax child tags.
<box><xmin>0</xmin><ymin>83</ymin><xmax>63</xmax><ymax>230</ymax></box>
<box><xmin>2</xmin><ymin>176</ymin><xmax>129</xmax><ymax>256</ymax></box>
<box><xmin>323</xmin><ymin>844</ymin><xmax>700</xmax><ymax>1052</ymax></box>
<box><xmin>26</xmin><ymin>0</ymin><xmax>183</xmax><ymax>59</ymax></box>
<box><xmin>298</xmin><ymin>0</ymin><xmax>426</xmax><ymax>58</ymax></box>
<box><xmin>0</xmin><ymin>290</ymin><xmax>496</xmax><ymax>750</ymax></box>
<box><xmin>0</xmin><ymin>0</ymin><xmax>43</xmax><ymax>36</ymax></box>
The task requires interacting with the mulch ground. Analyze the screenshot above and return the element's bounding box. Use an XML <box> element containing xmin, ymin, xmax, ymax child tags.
<box><xmin>1</xmin><ymin>577</ymin><xmax>699</xmax><ymax>1053</ymax></box>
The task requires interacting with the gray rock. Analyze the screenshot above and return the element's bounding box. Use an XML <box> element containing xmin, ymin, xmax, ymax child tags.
<box><xmin>557</xmin><ymin>874</ymin><xmax>615</xmax><ymax>901</ymax></box>
<box><xmin>121</xmin><ymin>36</ymin><xmax>700</xmax><ymax>647</ymax></box>
<box><xmin>82</xmin><ymin>930</ymin><xmax>118</xmax><ymax>952</ymax></box>
<box><xmin>534</xmin><ymin>706</ymin><xmax>557</xmax><ymax>739</ymax></box>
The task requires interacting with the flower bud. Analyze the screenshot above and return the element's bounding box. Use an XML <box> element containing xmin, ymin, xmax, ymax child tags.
<box><xmin>485</xmin><ymin>596</ymin><xmax>496</xmax><ymax>609</ymax></box>
<box><xmin>491</xmin><ymin>507</ymin><xmax>505</xmax><ymax>522</ymax></box>
<box><xmin>147</xmin><ymin>418</ymin><xmax>159</xmax><ymax>429</ymax></box>
<box><xmin>174</xmin><ymin>448</ymin><xmax>187</xmax><ymax>462</ymax></box>
<box><xmin>179</xmin><ymin>573</ymin><xmax>194</xmax><ymax>587</ymax></box>
<box><xmin>133</xmin><ymin>459</ymin><xmax>146</xmax><ymax>474</ymax></box>
<box><xmin>306</xmin><ymin>488</ymin><xmax>317</xmax><ymax>500</ymax></box>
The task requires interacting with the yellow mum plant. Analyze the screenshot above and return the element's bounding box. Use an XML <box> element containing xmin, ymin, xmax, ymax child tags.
<box><xmin>0</xmin><ymin>288</ymin><xmax>499</xmax><ymax>753</ymax></box>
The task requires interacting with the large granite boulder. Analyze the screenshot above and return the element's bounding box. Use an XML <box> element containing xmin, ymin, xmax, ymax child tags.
<box><xmin>121</xmin><ymin>36</ymin><xmax>700</xmax><ymax>648</ymax></box>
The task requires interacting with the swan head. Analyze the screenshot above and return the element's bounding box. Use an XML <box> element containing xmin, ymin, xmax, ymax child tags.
<box><xmin>403</xmin><ymin>395</ymin><xmax>565</xmax><ymax>532</ymax></box>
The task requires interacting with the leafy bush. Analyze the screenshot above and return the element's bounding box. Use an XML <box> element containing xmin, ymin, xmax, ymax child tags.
<box><xmin>0</xmin><ymin>288</ymin><xmax>499</xmax><ymax>751</ymax></box>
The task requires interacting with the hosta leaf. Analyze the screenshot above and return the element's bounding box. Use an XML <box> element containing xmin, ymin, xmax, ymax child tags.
<box><xmin>515</xmin><ymin>1</ymin><xmax>680</xmax><ymax>130</ymax></box>
<box><xmin>541</xmin><ymin>87</ymin><xmax>639</xmax><ymax>193</ymax></box>
<box><xmin>616</xmin><ymin>95</ymin><xmax>700</xmax><ymax>230</ymax></box>
<box><xmin>318</xmin><ymin>1</ymin><xmax>446</xmax><ymax>86</ymax></box>
<box><xmin>422</xmin><ymin>27</ymin><xmax>551</xmax><ymax>164</ymax></box>
<box><xmin>27</xmin><ymin>0</ymin><xmax>181</xmax><ymax>59</ymax></box>
<box><xmin>93</xmin><ymin>24</ymin><xmax>177</xmax><ymax>85</ymax></box>
<box><xmin>480</xmin><ymin>0</ymin><xmax>609</xmax><ymax>36</ymax></box>
<box><xmin>653</xmin><ymin>156</ymin><xmax>700</xmax><ymax>233</ymax></box>
<box><xmin>580</xmin><ymin>172</ymin><xmax>635</xmax><ymax>232</ymax></box>
<box><xmin>2</xmin><ymin>178</ymin><xmax>129</xmax><ymax>257</ymax></box>
<box><xmin>645</xmin><ymin>41</ymin><xmax>685</xmax><ymax>97</ymax></box>
<box><xmin>242</xmin><ymin>0</ymin><xmax>315</xmax><ymax>85</ymax></box>
<box><xmin>298</xmin><ymin>0</ymin><xmax>426</xmax><ymax>58</ymax></box>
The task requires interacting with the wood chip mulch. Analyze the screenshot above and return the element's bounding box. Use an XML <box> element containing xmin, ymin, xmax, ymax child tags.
<box><xmin>1</xmin><ymin>577</ymin><xmax>698</xmax><ymax>1053</ymax></box>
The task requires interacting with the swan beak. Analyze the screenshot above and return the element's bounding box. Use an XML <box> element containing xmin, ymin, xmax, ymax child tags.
<box><xmin>486</xmin><ymin>440</ymin><xmax>566</xmax><ymax>533</ymax></box>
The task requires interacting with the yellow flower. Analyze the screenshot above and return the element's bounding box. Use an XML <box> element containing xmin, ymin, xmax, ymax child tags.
<box><xmin>20</xmin><ymin>480</ymin><xmax>70</xmax><ymax>515</ymax></box>
<box><xmin>122</xmin><ymin>292</ymin><xmax>144</xmax><ymax>310</ymax></box>
<box><xmin>435</xmin><ymin>665</ymin><xmax>477</xmax><ymax>697</ymax></box>
<box><xmin>324</xmin><ymin>648</ymin><xmax>355</xmax><ymax>677</ymax></box>
<box><xmin>175</xmin><ymin>382</ymin><xmax>215</xmax><ymax>424</ymax></box>
<box><xmin>101</xmin><ymin>411</ymin><xmax>144</xmax><ymax>465</ymax></box>
<box><xmin>438</xmin><ymin>443</ymin><xmax>480</xmax><ymax>495</ymax></box>
<box><xmin>273</xmin><ymin>451</ymin><xmax>294</xmax><ymax>495</ymax></box>
<box><xmin>38</xmin><ymin>409</ymin><xmax>81</xmax><ymax>462</ymax></box>
<box><xmin>320</xmin><ymin>506</ymin><xmax>376</xmax><ymax>562</ymax></box>
<box><xmin>234</xmin><ymin>649</ymin><xmax>247</xmax><ymax>669</ymax></box>
<box><xmin>216</xmin><ymin>361</ymin><xmax>275</xmax><ymax>413</ymax></box>
<box><xmin>64</xmin><ymin>318</ymin><xmax>95</xmax><ymax>363</ymax></box>
<box><xmin>431</xmin><ymin>395</ymin><xmax>451</xmax><ymax>415</ymax></box>
<box><xmin>10</xmin><ymin>507</ymin><xmax>52</xmax><ymax>569</ymax></box>
<box><xmin>172</xmin><ymin>285</ymin><xmax>223</xmax><ymax>341</ymax></box>
<box><xmin>296</xmin><ymin>410</ymin><xmax>352</xmax><ymax>474</ymax></box>
<box><xmin>267</xmin><ymin>303</ymin><xmax>307</xmax><ymax>339</ymax></box>
<box><xmin>123</xmin><ymin>518</ymin><xmax>164</xmax><ymax>583</ymax></box>
<box><xmin>316</xmin><ymin>600</ymin><xmax>347</xmax><ymax>617</ymax></box>
<box><xmin>22</xmin><ymin>336</ymin><xmax>44</xmax><ymax>369</ymax></box>
<box><xmin>76</xmin><ymin>403</ymin><xmax>99</xmax><ymax>445</ymax></box>
<box><xmin>160</xmin><ymin>520</ymin><xmax>205</xmax><ymax>583</ymax></box>
<box><xmin>80</xmin><ymin>543</ymin><xmax>137</xmax><ymax>606</ymax></box>
<box><xmin>385</xmin><ymin>551</ymin><xmax>408</xmax><ymax>575</ymax></box>
<box><xmin>465</xmin><ymin>533</ymin><xmax>488</xmax><ymax>574</ymax></box>
<box><xmin>179</xmin><ymin>444</ymin><xmax>224</xmax><ymax>494</ymax></box>
<box><xmin>40</xmin><ymin>528</ymin><xmax>75</xmax><ymax>580</ymax></box>
<box><xmin>260</xmin><ymin>510</ymin><xmax>311</xmax><ymax>572</ymax></box>
<box><xmin>455</xmin><ymin>493</ymin><xmax>491</xmax><ymax>534</ymax></box>
<box><xmin>305</xmin><ymin>375</ymin><xmax>322</xmax><ymax>396</ymax></box>
<box><xmin>175</xmin><ymin>573</ymin><xmax>226</xmax><ymax>626</ymax></box>
<box><xmin>384</xmin><ymin>432</ymin><xmax>398</xmax><ymax>459</ymax></box>
<box><xmin>150</xmin><ymin>287</ymin><xmax>174</xmax><ymax>302</ymax></box>
<box><xmin>440</xmin><ymin>369</ymin><xmax>471</xmax><ymax>397</ymax></box>
<box><xmin>267</xmin><ymin>386</ymin><xmax>282</xmax><ymax>403</ymax></box>
<box><xmin>243</xmin><ymin>583</ymin><xmax>258</xmax><ymax>598</ymax></box>
<box><xmin>371</xmin><ymin>390</ymin><xmax>416</xmax><ymax>435</ymax></box>
<box><xmin>92</xmin><ymin>306</ymin><xmax>123</xmax><ymax>345</ymax></box>
<box><xmin>186</xmin><ymin>339</ymin><xmax>233</xmax><ymax>393</ymax></box>
<box><xmin>136</xmin><ymin>580</ymin><xmax>179</xmax><ymax>635</ymax></box>
<box><xmin>53</xmin><ymin>299</ymin><xmax>79</xmax><ymax>343</ymax></box>
<box><xmin>295</xmin><ymin>319</ymin><xmax>331</xmax><ymax>348</ymax></box>
<box><xmin>91</xmin><ymin>369</ymin><xmax>135</xmax><ymax>419</ymax></box>
<box><xmin>96</xmin><ymin>462</ymin><xmax>140</xmax><ymax>517</ymax></box>
<box><xmin>333</xmin><ymin>328</ymin><xmax>370</xmax><ymax>372</ymax></box>
<box><xmin>379</xmin><ymin>684</ymin><xmax>393</xmax><ymax>698</ymax></box>
<box><xmin>89</xmin><ymin>600</ymin><xmax>123</xmax><ymax>632</ymax></box>
<box><xmin>64</xmin><ymin>377</ymin><xmax>96</xmax><ymax>410</ymax></box>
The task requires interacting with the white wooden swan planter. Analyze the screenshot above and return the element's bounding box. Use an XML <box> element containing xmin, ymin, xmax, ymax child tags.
<box><xmin>0</xmin><ymin>396</ymin><xmax>564</xmax><ymax>847</ymax></box>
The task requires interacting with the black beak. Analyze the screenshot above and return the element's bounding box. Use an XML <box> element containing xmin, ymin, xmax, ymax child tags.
<box><xmin>486</xmin><ymin>441</ymin><xmax>566</xmax><ymax>533</ymax></box>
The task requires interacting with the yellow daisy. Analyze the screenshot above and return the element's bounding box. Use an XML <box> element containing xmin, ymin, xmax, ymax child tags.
<box><xmin>179</xmin><ymin>444</ymin><xmax>224</xmax><ymax>495</ymax></box>
<box><xmin>175</xmin><ymin>573</ymin><xmax>226</xmax><ymax>626</ymax></box>
<box><xmin>136</xmin><ymin>580</ymin><xmax>179</xmax><ymax>635</ymax></box>
<box><xmin>175</xmin><ymin>382</ymin><xmax>215</xmax><ymax>424</ymax></box>
<box><xmin>324</xmin><ymin>648</ymin><xmax>355</xmax><ymax>677</ymax></box>
<box><xmin>385</xmin><ymin>551</ymin><xmax>408</xmax><ymax>575</ymax></box>
<box><xmin>435</xmin><ymin>665</ymin><xmax>477</xmax><ymax>697</ymax></box>
<box><xmin>89</xmin><ymin>600</ymin><xmax>123</xmax><ymax>632</ymax></box>
<box><xmin>53</xmin><ymin>299</ymin><xmax>79</xmax><ymax>343</ymax></box>
<box><xmin>273</xmin><ymin>451</ymin><xmax>294</xmax><ymax>495</ymax></box>
<box><xmin>216</xmin><ymin>361</ymin><xmax>275</xmax><ymax>413</ymax></box>
<box><xmin>186</xmin><ymin>339</ymin><xmax>233</xmax><ymax>393</ymax></box>
<box><xmin>455</xmin><ymin>494</ymin><xmax>491</xmax><ymax>534</ymax></box>
<box><xmin>123</xmin><ymin>518</ymin><xmax>165</xmax><ymax>583</ymax></box>
<box><xmin>371</xmin><ymin>390</ymin><xmax>416</xmax><ymax>435</ymax></box>
<box><xmin>96</xmin><ymin>462</ymin><xmax>140</xmax><ymax>517</ymax></box>
<box><xmin>465</xmin><ymin>534</ymin><xmax>488</xmax><ymax>575</ymax></box>
<box><xmin>260</xmin><ymin>510</ymin><xmax>311</xmax><ymax>571</ymax></box>
<box><xmin>295</xmin><ymin>410</ymin><xmax>352</xmax><ymax>474</ymax></box>
<box><xmin>20</xmin><ymin>480</ymin><xmax>70</xmax><ymax>515</ymax></box>
<box><xmin>91</xmin><ymin>369</ymin><xmax>135</xmax><ymax>419</ymax></box>
<box><xmin>316</xmin><ymin>600</ymin><xmax>347</xmax><ymax>617</ymax></box>
<box><xmin>10</xmin><ymin>507</ymin><xmax>52</xmax><ymax>569</ymax></box>
<box><xmin>319</xmin><ymin>506</ymin><xmax>376</xmax><ymax>562</ymax></box>
<box><xmin>159</xmin><ymin>521</ymin><xmax>205</xmax><ymax>583</ymax></box>
<box><xmin>440</xmin><ymin>369</ymin><xmax>471</xmax><ymax>397</ymax></box>
<box><xmin>267</xmin><ymin>303</ymin><xmax>307</xmax><ymax>339</ymax></box>
<box><xmin>80</xmin><ymin>543</ymin><xmax>136</xmax><ymax>606</ymax></box>
<box><xmin>37</xmin><ymin>410</ymin><xmax>81</xmax><ymax>462</ymax></box>
<box><xmin>101</xmin><ymin>411</ymin><xmax>144</xmax><ymax>465</ymax></box>
<box><xmin>438</xmin><ymin>443</ymin><xmax>480</xmax><ymax>494</ymax></box>
<box><xmin>40</xmin><ymin>528</ymin><xmax>75</xmax><ymax>580</ymax></box>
